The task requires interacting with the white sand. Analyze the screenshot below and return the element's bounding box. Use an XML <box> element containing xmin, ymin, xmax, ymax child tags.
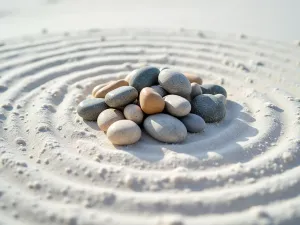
<box><xmin>1</xmin><ymin>1</ymin><xmax>300</xmax><ymax>225</ymax></box>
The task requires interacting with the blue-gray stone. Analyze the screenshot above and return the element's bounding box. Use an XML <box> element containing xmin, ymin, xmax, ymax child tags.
<box><xmin>129</xmin><ymin>66</ymin><xmax>160</xmax><ymax>92</ymax></box>
<box><xmin>191</xmin><ymin>94</ymin><xmax>226</xmax><ymax>123</ymax></box>
<box><xmin>201</xmin><ymin>84</ymin><xmax>227</xmax><ymax>98</ymax></box>
<box><xmin>180</xmin><ymin>113</ymin><xmax>206</xmax><ymax>133</ymax></box>
<box><xmin>77</xmin><ymin>98</ymin><xmax>108</xmax><ymax>121</ymax></box>
<box><xmin>105</xmin><ymin>86</ymin><xmax>138</xmax><ymax>108</ymax></box>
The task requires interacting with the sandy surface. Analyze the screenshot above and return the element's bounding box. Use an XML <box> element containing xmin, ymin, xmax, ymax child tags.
<box><xmin>1</xmin><ymin>1</ymin><xmax>300</xmax><ymax>225</ymax></box>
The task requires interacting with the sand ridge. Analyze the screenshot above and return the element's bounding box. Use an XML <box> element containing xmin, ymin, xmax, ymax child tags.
<box><xmin>0</xmin><ymin>29</ymin><xmax>300</xmax><ymax>225</ymax></box>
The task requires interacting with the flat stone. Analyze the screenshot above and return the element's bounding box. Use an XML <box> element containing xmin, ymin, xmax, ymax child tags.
<box><xmin>105</xmin><ymin>86</ymin><xmax>138</xmax><ymax>108</ymax></box>
<box><xmin>180</xmin><ymin>113</ymin><xmax>206</xmax><ymax>133</ymax></box>
<box><xmin>191</xmin><ymin>94</ymin><xmax>226</xmax><ymax>123</ymax></box>
<box><xmin>77</xmin><ymin>98</ymin><xmax>108</xmax><ymax>121</ymax></box>
<box><xmin>94</xmin><ymin>79</ymin><xmax>128</xmax><ymax>98</ymax></box>
<box><xmin>124</xmin><ymin>104</ymin><xmax>144</xmax><ymax>124</ymax></box>
<box><xmin>107</xmin><ymin>120</ymin><xmax>141</xmax><ymax>145</ymax></box>
<box><xmin>201</xmin><ymin>84</ymin><xmax>227</xmax><ymax>97</ymax></box>
<box><xmin>143</xmin><ymin>113</ymin><xmax>187</xmax><ymax>143</ymax></box>
<box><xmin>158</xmin><ymin>69</ymin><xmax>191</xmax><ymax>97</ymax></box>
<box><xmin>129</xmin><ymin>66</ymin><xmax>160</xmax><ymax>92</ymax></box>
<box><xmin>97</xmin><ymin>108</ymin><xmax>125</xmax><ymax>131</ymax></box>
<box><xmin>164</xmin><ymin>95</ymin><xmax>191</xmax><ymax>117</ymax></box>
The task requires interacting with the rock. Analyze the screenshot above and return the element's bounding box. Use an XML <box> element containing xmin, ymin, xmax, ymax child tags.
<box><xmin>139</xmin><ymin>87</ymin><xmax>165</xmax><ymax>114</ymax></box>
<box><xmin>180</xmin><ymin>113</ymin><xmax>206</xmax><ymax>133</ymax></box>
<box><xmin>190</xmin><ymin>82</ymin><xmax>202</xmax><ymax>99</ymax></box>
<box><xmin>77</xmin><ymin>98</ymin><xmax>108</xmax><ymax>121</ymax></box>
<box><xmin>150</xmin><ymin>85</ymin><xmax>167</xmax><ymax>97</ymax></box>
<box><xmin>107</xmin><ymin>120</ymin><xmax>141</xmax><ymax>145</ymax></box>
<box><xmin>201</xmin><ymin>84</ymin><xmax>227</xmax><ymax>97</ymax></box>
<box><xmin>164</xmin><ymin>95</ymin><xmax>191</xmax><ymax>117</ymax></box>
<box><xmin>215</xmin><ymin>94</ymin><xmax>226</xmax><ymax>105</ymax></box>
<box><xmin>143</xmin><ymin>113</ymin><xmax>187</xmax><ymax>143</ymax></box>
<box><xmin>94</xmin><ymin>79</ymin><xmax>128</xmax><ymax>98</ymax></box>
<box><xmin>184</xmin><ymin>73</ymin><xmax>203</xmax><ymax>84</ymax></box>
<box><xmin>124</xmin><ymin>104</ymin><xmax>144</xmax><ymax>124</ymax></box>
<box><xmin>105</xmin><ymin>86</ymin><xmax>138</xmax><ymax>108</ymax></box>
<box><xmin>158</xmin><ymin>69</ymin><xmax>191</xmax><ymax>97</ymax></box>
<box><xmin>92</xmin><ymin>81</ymin><xmax>111</xmax><ymax>96</ymax></box>
<box><xmin>160</xmin><ymin>67</ymin><xmax>169</xmax><ymax>71</ymax></box>
<box><xmin>191</xmin><ymin>94</ymin><xmax>226</xmax><ymax>123</ymax></box>
<box><xmin>129</xmin><ymin>66</ymin><xmax>160</xmax><ymax>92</ymax></box>
<box><xmin>97</xmin><ymin>109</ymin><xmax>125</xmax><ymax>131</ymax></box>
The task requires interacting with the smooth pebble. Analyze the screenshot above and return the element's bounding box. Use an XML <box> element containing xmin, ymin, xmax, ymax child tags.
<box><xmin>184</xmin><ymin>73</ymin><xmax>203</xmax><ymax>85</ymax></box>
<box><xmin>143</xmin><ymin>113</ymin><xmax>187</xmax><ymax>143</ymax></box>
<box><xmin>77</xmin><ymin>98</ymin><xmax>108</xmax><ymax>121</ymax></box>
<box><xmin>105</xmin><ymin>86</ymin><xmax>138</xmax><ymax>108</ymax></box>
<box><xmin>97</xmin><ymin>109</ymin><xmax>125</xmax><ymax>131</ymax></box>
<box><xmin>158</xmin><ymin>69</ymin><xmax>191</xmax><ymax>97</ymax></box>
<box><xmin>201</xmin><ymin>84</ymin><xmax>227</xmax><ymax>97</ymax></box>
<box><xmin>139</xmin><ymin>87</ymin><xmax>165</xmax><ymax>114</ymax></box>
<box><xmin>107</xmin><ymin>120</ymin><xmax>141</xmax><ymax>145</ymax></box>
<box><xmin>191</xmin><ymin>82</ymin><xmax>202</xmax><ymax>99</ymax></box>
<box><xmin>150</xmin><ymin>85</ymin><xmax>167</xmax><ymax>97</ymax></box>
<box><xmin>124</xmin><ymin>104</ymin><xmax>144</xmax><ymax>124</ymax></box>
<box><xmin>191</xmin><ymin>94</ymin><xmax>226</xmax><ymax>123</ymax></box>
<box><xmin>164</xmin><ymin>95</ymin><xmax>191</xmax><ymax>117</ymax></box>
<box><xmin>180</xmin><ymin>113</ymin><xmax>206</xmax><ymax>133</ymax></box>
<box><xmin>129</xmin><ymin>66</ymin><xmax>160</xmax><ymax>92</ymax></box>
<box><xmin>94</xmin><ymin>79</ymin><xmax>128</xmax><ymax>98</ymax></box>
<box><xmin>92</xmin><ymin>82</ymin><xmax>111</xmax><ymax>96</ymax></box>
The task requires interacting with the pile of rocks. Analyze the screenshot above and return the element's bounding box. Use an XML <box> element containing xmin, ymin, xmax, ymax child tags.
<box><xmin>77</xmin><ymin>66</ymin><xmax>227</xmax><ymax>145</ymax></box>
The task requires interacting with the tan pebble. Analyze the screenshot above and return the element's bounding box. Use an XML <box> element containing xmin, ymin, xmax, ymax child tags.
<box><xmin>184</xmin><ymin>73</ymin><xmax>203</xmax><ymax>85</ymax></box>
<box><xmin>97</xmin><ymin>109</ymin><xmax>125</xmax><ymax>131</ymax></box>
<box><xmin>124</xmin><ymin>104</ymin><xmax>144</xmax><ymax>124</ymax></box>
<box><xmin>107</xmin><ymin>120</ymin><xmax>141</xmax><ymax>145</ymax></box>
<box><xmin>94</xmin><ymin>79</ymin><xmax>128</xmax><ymax>98</ymax></box>
<box><xmin>92</xmin><ymin>81</ymin><xmax>112</xmax><ymax>96</ymax></box>
<box><xmin>191</xmin><ymin>82</ymin><xmax>202</xmax><ymax>99</ymax></box>
<box><xmin>125</xmin><ymin>69</ymin><xmax>138</xmax><ymax>83</ymax></box>
<box><xmin>139</xmin><ymin>87</ymin><xmax>165</xmax><ymax>114</ymax></box>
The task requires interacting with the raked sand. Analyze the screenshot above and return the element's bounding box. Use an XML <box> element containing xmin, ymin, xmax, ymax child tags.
<box><xmin>0</xmin><ymin>29</ymin><xmax>300</xmax><ymax>225</ymax></box>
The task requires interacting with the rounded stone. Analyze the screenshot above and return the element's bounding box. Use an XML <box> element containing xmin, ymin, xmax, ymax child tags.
<box><xmin>164</xmin><ymin>95</ymin><xmax>191</xmax><ymax>117</ymax></box>
<box><xmin>105</xmin><ymin>86</ymin><xmax>138</xmax><ymax>108</ymax></box>
<box><xmin>97</xmin><ymin>109</ymin><xmax>125</xmax><ymax>131</ymax></box>
<box><xmin>143</xmin><ymin>113</ymin><xmax>187</xmax><ymax>143</ymax></box>
<box><xmin>158</xmin><ymin>69</ymin><xmax>191</xmax><ymax>97</ymax></box>
<box><xmin>191</xmin><ymin>94</ymin><xmax>226</xmax><ymax>123</ymax></box>
<box><xmin>190</xmin><ymin>82</ymin><xmax>202</xmax><ymax>99</ymax></box>
<box><xmin>94</xmin><ymin>79</ymin><xmax>128</xmax><ymax>98</ymax></box>
<box><xmin>180</xmin><ymin>113</ymin><xmax>206</xmax><ymax>133</ymax></box>
<box><xmin>107</xmin><ymin>120</ymin><xmax>141</xmax><ymax>145</ymax></box>
<box><xmin>139</xmin><ymin>87</ymin><xmax>165</xmax><ymax>114</ymax></box>
<box><xmin>124</xmin><ymin>104</ymin><xmax>144</xmax><ymax>124</ymax></box>
<box><xmin>150</xmin><ymin>85</ymin><xmax>167</xmax><ymax>97</ymax></box>
<box><xmin>92</xmin><ymin>82</ymin><xmax>111</xmax><ymax>97</ymax></box>
<box><xmin>215</xmin><ymin>94</ymin><xmax>226</xmax><ymax>105</ymax></box>
<box><xmin>184</xmin><ymin>73</ymin><xmax>203</xmax><ymax>85</ymax></box>
<box><xmin>201</xmin><ymin>84</ymin><xmax>227</xmax><ymax>98</ymax></box>
<box><xmin>77</xmin><ymin>98</ymin><xmax>108</xmax><ymax>121</ymax></box>
<box><xmin>125</xmin><ymin>69</ymin><xmax>138</xmax><ymax>83</ymax></box>
<box><xmin>129</xmin><ymin>66</ymin><xmax>160</xmax><ymax>92</ymax></box>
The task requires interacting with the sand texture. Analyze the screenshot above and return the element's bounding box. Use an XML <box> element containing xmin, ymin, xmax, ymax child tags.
<box><xmin>0</xmin><ymin>29</ymin><xmax>300</xmax><ymax>225</ymax></box>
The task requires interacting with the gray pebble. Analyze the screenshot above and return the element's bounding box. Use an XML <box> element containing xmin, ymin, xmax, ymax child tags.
<box><xmin>158</xmin><ymin>69</ymin><xmax>191</xmax><ymax>97</ymax></box>
<box><xmin>180</xmin><ymin>113</ymin><xmax>206</xmax><ymax>133</ymax></box>
<box><xmin>201</xmin><ymin>84</ymin><xmax>227</xmax><ymax>97</ymax></box>
<box><xmin>215</xmin><ymin>94</ymin><xmax>226</xmax><ymax>105</ymax></box>
<box><xmin>143</xmin><ymin>113</ymin><xmax>187</xmax><ymax>143</ymax></box>
<box><xmin>150</xmin><ymin>85</ymin><xmax>167</xmax><ymax>97</ymax></box>
<box><xmin>105</xmin><ymin>86</ymin><xmax>138</xmax><ymax>108</ymax></box>
<box><xmin>191</xmin><ymin>94</ymin><xmax>226</xmax><ymax>123</ymax></box>
<box><xmin>77</xmin><ymin>98</ymin><xmax>108</xmax><ymax>121</ymax></box>
<box><xmin>191</xmin><ymin>82</ymin><xmax>202</xmax><ymax>99</ymax></box>
<box><xmin>129</xmin><ymin>66</ymin><xmax>160</xmax><ymax>92</ymax></box>
<box><xmin>164</xmin><ymin>95</ymin><xmax>191</xmax><ymax>117</ymax></box>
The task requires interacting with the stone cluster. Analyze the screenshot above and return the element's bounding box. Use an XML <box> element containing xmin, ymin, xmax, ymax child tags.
<box><xmin>77</xmin><ymin>66</ymin><xmax>227</xmax><ymax>145</ymax></box>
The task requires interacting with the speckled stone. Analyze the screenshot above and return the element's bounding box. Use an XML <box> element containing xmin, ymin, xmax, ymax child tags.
<box><xmin>143</xmin><ymin>113</ymin><xmax>187</xmax><ymax>143</ymax></box>
<box><xmin>150</xmin><ymin>85</ymin><xmax>168</xmax><ymax>97</ymax></box>
<box><xmin>77</xmin><ymin>98</ymin><xmax>108</xmax><ymax>121</ymax></box>
<box><xmin>158</xmin><ymin>69</ymin><xmax>191</xmax><ymax>97</ymax></box>
<box><xmin>164</xmin><ymin>95</ymin><xmax>191</xmax><ymax>117</ymax></box>
<box><xmin>129</xmin><ymin>66</ymin><xmax>160</xmax><ymax>92</ymax></box>
<box><xmin>191</xmin><ymin>94</ymin><xmax>226</xmax><ymax>123</ymax></box>
<box><xmin>191</xmin><ymin>82</ymin><xmax>202</xmax><ymax>99</ymax></box>
<box><xmin>107</xmin><ymin>120</ymin><xmax>141</xmax><ymax>145</ymax></box>
<box><xmin>124</xmin><ymin>104</ymin><xmax>144</xmax><ymax>124</ymax></box>
<box><xmin>105</xmin><ymin>86</ymin><xmax>138</xmax><ymax>108</ymax></box>
<box><xmin>180</xmin><ymin>113</ymin><xmax>206</xmax><ymax>133</ymax></box>
<box><xmin>97</xmin><ymin>108</ymin><xmax>125</xmax><ymax>131</ymax></box>
<box><xmin>201</xmin><ymin>84</ymin><xmax>227</xmax><ymax>98</ymax></box>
